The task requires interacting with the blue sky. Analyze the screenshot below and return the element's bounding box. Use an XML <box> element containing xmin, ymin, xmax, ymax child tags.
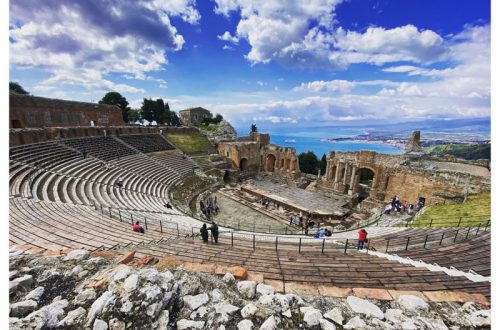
<box><xmin>9</xmin><ymin>0</ymin><xmax>491</xmax><ymax>131</ymax></box>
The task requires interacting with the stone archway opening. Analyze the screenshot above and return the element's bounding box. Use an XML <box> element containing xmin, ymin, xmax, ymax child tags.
<box><xmin>266</xmin><ymin>154</ymin><xmax>276</xmax><ymax>172</ymax></box>
<box><xmin>358</xmin><ymin>168</ymin><xmax>375</xmax><ymax>200</ymax></box>
<box><xmin>240</xmin><ymin>158</ymin><xmax>249</xmax><ymax>171</ymax></box>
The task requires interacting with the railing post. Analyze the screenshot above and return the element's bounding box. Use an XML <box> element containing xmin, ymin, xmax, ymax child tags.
<box><xmin>321</xmin><ymin>239</ymin><xmax>325</xmax><ymax>254</ymax></box>
<box><xmin>429</xmin><ymin>219</ymin><xmax>433</xmax><ymax>228</ymax></box>
<box><xmin>118</xmin><ymin>209</ymin><xmax>122</xmax><ymax>222</ymax></box>
<box><xmin>454</xmin><ymin>228</ymin><xmax>460</xmax><ymax>242</ymax></box>
<box><xmin>109</xmin><ymin>207</ymin><xmax>112</xmax><ymax>216</ymax></box>
<box><xmin>253</xmin><ymin>235</ymin><xmax>255</xmax><ymax>250</ymax></box>
<box><xmin>299</xmin><ymin>238</ymin><xmax>302</xmax><ymax>253</ymax></box>
<box><xmin>457</xmin><ymin>217</ymin><xmax>462</xmax><ymax>227</ymax></box>
<box><xmin>476</xmin><ymin>223</ymin><xmax>481</xmax><ymax>235</ymax></box>
<box><xmin>275</xmin><ymin>237</ymin><xmax>278</xmax><ymax>251</ymax></box>
<box><xmin>365</xmin><ymin>239</ymin><xmax>370</xmax><ymax>253</ymax></box>
<box><xmin>465</xmin><ymin>226</ymin><xmax>471</xmax><ymax>239</ymax></box>
<box><xmin>144</xmin><ymin>217</ymin><xmax>148</xmax><ymax>230</ymax></box>
<box><xmin>238</xmin><ymin>219</ymin><xmax>240</xmax><ymax>230</ymax></box>
<box><xmin>160</xmin><ymin>221</ymin><xmax>163</xmax><ymax>233</ymax></box>
<box><xmin>131</xmin><ymin>214</ymin><xmax>133</xmax><ymax>225</ymax></box>
<box><xmin>423</xmin><ymin>234</ymin><xmax>429</xmax><ymax>248</ymax></box>
<box><xmin>231</xmin><ymin>232</ymin><xmax>234</xmax><ymax>246</ymax></box>
<box><xmin>344</xmin><ymin>239</ymin><xmax>348</xmax><ymax>254</ymax></box>
<box><xmin>405</xmin><ymin>237</ymin><xmax>410</xmax><ymax>251</ymax></box>
<box><xmin>385</xmin><ymin>239</ymin><xmax>390</xmax><ymax>252</ymax></box>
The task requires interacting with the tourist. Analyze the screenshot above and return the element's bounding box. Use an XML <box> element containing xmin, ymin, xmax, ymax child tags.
<box><xmin>357</xmin><ymin>229</ymin><xmax>368</xmax><ymax>250</ymax></box>
<box><xmin>165</xmin><ymin>202</ymin><xmax>172</xmax><ymax>209</ymax></box>
<box><xmin>209</xmin><ymin>223</ymin><xmax>219</xmax><ymax>243</ymax></box>
<box><xmin>289</xmin><ymin>215</ymin><xmax>293</xmax><ymax>225</ymax></box>
<box><xmin>384</xmin><ymin>204</ymin><xmax>392</xmax><ymax>215</ymax></box>
<box><xmin>324</xmin><ymin>228</ymin><xmax>332</xmax><ymax>237</ymax></box>
<box><xmin>200</xmin><ymin>224</ymin><xmax>209</xmax><ymax>243</ymax></box>
<box><xmin>408</xmin><ymin>203</ymin><xmax>414</xmax><ymax>215</ymax></box>
<box><xmin>299</xmin><ymin>211</ymin><xmax>303</xmax><ymax>224</ymax></box>
<box><xmin>115</xmin><ymin>177</ymin><xmax>123</xmax><ymax>188</ymax></box>
<box><xmin>133</xmin><ymin>221</ymin><xmax>145</xmax><ymax>234</ymax></box>
<box><xmin>314</xmin><ymin>228</ymin><xmax>325</xmax><ymax>238</ymax></box>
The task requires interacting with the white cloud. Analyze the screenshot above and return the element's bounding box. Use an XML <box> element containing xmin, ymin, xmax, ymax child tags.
<box><xmin>218</xmin><ymin>31</ymin><xmax>239</xmax><ymax>43</ymax></box>
<box><xmin>214</xmin><ymin>1</ymin><xmax>448</xmax><ymax>69</ymax></box>
<box><xmin>10</xmin><ymin>0</ymin><xmax>196</xmax><ymax>94</ymax></box>
<box><xmin>294</xmin><ymin>79</ymin><xmax>399</xmax><ymax>93</ymax></box>
<box><xmin>256</xmin><ymin>81</ymin><xmax>267</xmax><ymax>86</ymax></box>
<box><xmin>222</xmin><ymin>45</ymin><xmax>233</xmax><ymax>50</ymax></box>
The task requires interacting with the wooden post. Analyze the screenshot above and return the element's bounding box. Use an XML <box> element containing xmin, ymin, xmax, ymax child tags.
<box><xmin>405</xmin><ymin>237</ymin><xmax>410</xmax><ymax>251</ymax></box>
<box><xmin>423</xmin><ymin>234</ymin><xmax>429</xmax><ymax>248</ymax></box>
<box><xmin>299</xmin><ymin>238</ymin><xmax>302</xmax><ymax>253</ymax></box>
<box><xmin>321</xmin><ymin>239</ymin><xmax>325</xmax><ymax>253</ymax></box>
<box><xmin>144</xmin><ymin>217</ymin><xmax>148</xmax><ymax>230</ymax></box>
<box><xmin>385</xmin><ymin>239</ymin><xmax>390</xmax><ymax>252</ymax></box>
<box><xmin>344</xmin><ymin>239</ymin><xmax>348</xmax><ymax>254</ymax></box>
<box><xmin>160</xmin><ymin>221</ymin><xmax>163</xmax><ymax>233</ymax></box>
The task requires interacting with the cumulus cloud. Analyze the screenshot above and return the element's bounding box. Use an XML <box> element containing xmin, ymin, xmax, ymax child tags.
<box><xmin>217</xmin><ymin>31</ymin><xmax>239</xmax><ymax>43</ymax></box>
<box><xmin>197</xmin><ymin>25</ymin><xmax>490</xmax><ymax>127</ymax></box>
<box><xmin>10</xmin><ymin>0</ymin><xmax>197</xmax><ymax>94</ymax></box>
<box><xmin>213</xmin><ymin>1</ymin><xmax>449</xmax><ymax>69</ymax></box>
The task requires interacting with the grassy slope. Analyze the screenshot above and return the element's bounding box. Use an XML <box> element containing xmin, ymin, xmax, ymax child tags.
<box><xmin>424</xmin><ymin>143</ymin><xmax>490</xmax><ymax>160</ymax></box>
<box><xmin>166</xmin><ymin>133</ymin><xmax>213</xmax><ymax>155</ymax></box>
<box><xmin>411</xmin><ymin>193</ymin><xmax>490</xmax><ymax>227</ymax></box>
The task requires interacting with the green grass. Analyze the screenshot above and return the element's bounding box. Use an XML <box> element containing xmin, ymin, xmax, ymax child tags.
<box><xmin>424</xmin><ymin>143</ymin><xmax>490</xmax><ymax>160</ymax></box>
<box><xmin>410</xmin><ymin>193</ymin><xmax>490</xmax><ymax>227</ymax></box>
<box><xmin>166</xmin><ymin>133</ymin><xmax>213</xmax><ymax>155</ymax></box>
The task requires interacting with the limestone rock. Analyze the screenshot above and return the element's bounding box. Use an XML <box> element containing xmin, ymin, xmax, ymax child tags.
<box><xmin>470</xmin><ymin>310</ymin><xmax>490</xmax><ymax>327</ymax></box>
<box><xmin>75</xmin><ymin>288</ymin><xmax>97</xmax><ymax>306</ymax></box>
<box><xmin>93</xmin><ymin>319</ymin><xmax>109</xmax><ymax>330</ymax></box>
<box><xmin>419</xmin><ymin>317</ymin><xmax>448</xmax><ymax>330</ymax></box>
<box><xmin>303</xmin><ymin>308</ymin><xmax>323</xmax><ymax>327</ymax></box>
<box><xmin>25</xmin><ymin>286</ymin><xmax>45</xmax><ymax>301</ymax></box>
<box><xmin>10</xmin><ymin>274</ymin><xmax>34</xmax><ymax>294</ymax></box>
<box><xmin>241</xmin><ymin>303</ymin><xmax>258</xmax><ymax>318</ymax></box>
<box><xmin>385</xmin><ymin>308</ymin><xmax>404</xmax><ymax>324</ymax></box>
<box><xmin>210</xmin><ymin>288</ymin><xmax>224</xmax><ymax>302</ymax></box>
<box><xmin>123</xmin><ymin>274</ymin><xmax>139</xmax><ymax>293</ymax></box>
<box><xmin>397</xmin><ymin>295</ymin><xmax>429</xmax><ymax>314</ymax></box>
<box><xmin>237</xmin><ymin>281</ymin><xmax>257</xmax><ymax>299</ymax></box>
<box><xmin>10</xmin><ymin>300</ymin><xmax>38</xmax><ymax>317</ymax></box>
<box><xmin>63</xmin><ymin>249</ymin><xmax>90</xmax><ymax>261</ymax></box>
<box><xmin>183</xmin><ymin>293</ymin><xmax>209</xmax><ymax>310</ymax></box>
<box><xmin>256</xmin><ymin>283</ymin><xmax>275</xmax><ymax>297</ymax></box>
<box><xmin>57</xmin><ymin>307</ymin><xmax>87</xmax><ymax>327</ymax></box>
<box><xmin>157</xmin><ymin>310</ymin><xmax>170</xmax><ymax>330</ymax></box>
<box><xmin>69</xmin><ymin>265</ymin><xmax>84</xmax><ymax>276</ymax></box>
<box><xmin>177</xmin><ymin>319</ymin><xmax>205</xmax><ymax>330</ymax></box>
<box><xmin>282</xmin><ymin>309</ymin><xmax>292</xmax><ymax>318</ymax></box>
<box><xmin>86</xmin><ymin>291</ymin><xmax>115</xmax><ymax>327</ymax></box>
<box><xmin>324</xmin><ymin>307</ymin><xmax>344</xmax><ymax>325</ymax></box>
<box><xmin>24</xmin><ymin>299</ymin><xmax>68</xmax><ymax>329</ymax></box>
<box><xmin>346</xmin><ymin>296</ymin><xmax>384</xmax><ymax>319</ymax></box>
<box><xmin>223</xmin><ymin>272</ymin><xmax>235</xmax><ymax>283</ymax></box>
<box><xmin>238</xmin><ymin>319</ymin><xmax>254</xmax><ymax>330</ymax></box>
<box><xmin>214</xmin><ymin>302</ymin><xmax>239</xmax><ymax>316</ymax></box>
<box><xmin>109</xmin><ymin>318</ymin><xmax>126</xmax><ymax>330</ymax></box>
<box><xmin>204</xmin><ymin>120</ymin><xmax>237</xmax><ymax>143</ymax></box>
<box><xmin>259</xmin><ymin>315</ymin><xmax>277</xmax><ymax>330</ymax></box>
<box><xmin>344</xmin><ymin>316</ymin><xmax>366</xmax><ymax>329</ymax></box>
<box><xmin>319</xmin><ymin>318</ymin><xmax>336</xmax><ymax>330</ymax></box>
<box><xmin>190</xmin><ymin>306</ymin><xmax>208</xmax><ymax>319</ymax></box>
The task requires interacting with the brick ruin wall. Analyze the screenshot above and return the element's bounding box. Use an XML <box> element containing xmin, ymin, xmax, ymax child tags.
<box><xmin>320</xmin><ymin>150</ymin><xmax>490</xmax><ymax>205</ymax></box>
<box><xmin>10</xmin><ymin>126</ymin><xmax>199</xmax><ymax>147</ymax></box>
<box><xmin>10</xmin><ymin>94</ymin><xmax>125</xmax><ymax>129</ymax></box>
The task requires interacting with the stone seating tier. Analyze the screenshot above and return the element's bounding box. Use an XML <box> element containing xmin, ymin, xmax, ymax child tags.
<box><xmin>61</xmin><ymin>136</ymin><xmax>138</xmax><ymax>161</ymax></box>
<box><xmin>117</xmin><ymin>134</ymin><xmax>175</xmax><ymax>153</ymax></box>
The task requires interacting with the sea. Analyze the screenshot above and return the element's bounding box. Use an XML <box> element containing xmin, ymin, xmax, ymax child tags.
<box><xmin>236</xmin><ymin>128</ymin><xmax>403</xmax><ymax>158</ymax></box>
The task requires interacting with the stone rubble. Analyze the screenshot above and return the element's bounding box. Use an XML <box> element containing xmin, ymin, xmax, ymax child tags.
<box><xmin>8</xmin><ymin>250</ymin><xmax>491</xmax><ymax>330</ymax></box>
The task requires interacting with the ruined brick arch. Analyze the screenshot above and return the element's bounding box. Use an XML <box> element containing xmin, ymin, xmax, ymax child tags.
<box><xmin>356</xmin><ymin>166</ymin><xmax>377</xmax><ymax>189</ymax></box>
<box><xmin>265</xmin><ymin>154</ymin><xmax>276</xmax><ymax>172</ymax></box>
<box><xmin>239</xmin><ymin>158</ymin><xmax>249</xmax><ymax>171</ymax></box>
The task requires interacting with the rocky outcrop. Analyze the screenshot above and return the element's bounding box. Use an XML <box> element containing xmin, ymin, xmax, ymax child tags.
<box><xmin>202</xmin><ymin>120</ymin><xmax>237</xmax><ymax>144</ymax></box>
<box><xmin>9</xmin><ymin>250</ymin><xmax>491</xmax><ymax>329</ymax></box>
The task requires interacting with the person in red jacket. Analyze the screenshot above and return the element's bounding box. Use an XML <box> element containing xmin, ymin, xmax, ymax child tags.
<box><xmin>133</xmin><ymin>221</ymin><xmax>145</xmax><ymax>234</ymax></box>
<box><xmin>357</xmin><ymin>229</ymin><xmax>368</xmax><ymax>250</ymax></box>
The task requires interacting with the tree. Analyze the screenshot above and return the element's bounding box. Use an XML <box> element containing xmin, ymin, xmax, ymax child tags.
<box><xmin>298</xmin><ymin>151</ymin><xmax>320</xmax><ymax>175</ymax></box>
<box><xmin>99</xmin><ymin>92</ymin><xmax>130</xmax><ymax>122</ymax></box>
<box><xmin>140</xmin><ymin>98</ymin><xmax>157</xmax><ymax>122</ymax></box>
<box><xmin>9</xmin><ymin>82</ymin><xmax>29</xmax><ymax>95</ymax></box>
<box><xmin>202</xmin><ymin>113</ymin><xmax>223</xmax><ymax>125</ymax></box>
<box><xmin>319</xmin><ymin>154</ymin><xmax>327</xmax><ymax>175</ymax></box>
<box><xmin>250</xmin><ymin>124</ymin><xmax>257</xmax><ymax>132</ymax></box>
<box><xmin>128</xmin><ymin>109</ymin><xmax>141</xmax><ymax>122</ymax></box>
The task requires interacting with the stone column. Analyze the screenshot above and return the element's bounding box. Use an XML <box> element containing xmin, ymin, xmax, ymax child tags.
<box><xmin>348</xmin><ymin>165</ymin><xmax>357</xmax><ymax>195</ymax></box>
<box><xmin>343</xmin><ymin>162</ymin><xmax>349</xmax><ymax>185</ymax></box>
<box><xmin>325</xmin><ymin>160</ymin><xmax>332</xmax><ymax>180</ymax></box>
<box><xmin>334</xmin><ymin>161</ymin><xmax>342</xmax><ymax>182</ymax></box>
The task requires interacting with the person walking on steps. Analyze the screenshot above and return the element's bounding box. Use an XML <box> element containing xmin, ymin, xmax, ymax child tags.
<box><xmin>200</xmin><ymin>224</ymin><xmax>209</xmax><ymax>243</ymax></box>
<box><xmin>357</xmin><ymin>229</ymin><xmax>368</xmax><ymax>250</ymax></box>
<box><xmin>209</xmin><ymin>223</ymin><xmax>219</xmax><ymax>243</ymax></box>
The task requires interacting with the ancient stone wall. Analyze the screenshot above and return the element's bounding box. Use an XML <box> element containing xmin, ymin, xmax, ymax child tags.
<box><xmin>10</xmin><ymin>94</ymin><xmax>124</xmax><ymax>128</ymax></box>
<box><xmin>9</xmin><ymin>126</ymin><xmax>198</xmax><ymax>147</ymax></box>
<box><xmin>320</xmin><ymin>150</ymin><xmax>490</xmax><ymax>205</ymax></box>
<box><xmin>179</xmin><ymin>107</ymin><xmax>212</xmax><ymax>126</ymax></box>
